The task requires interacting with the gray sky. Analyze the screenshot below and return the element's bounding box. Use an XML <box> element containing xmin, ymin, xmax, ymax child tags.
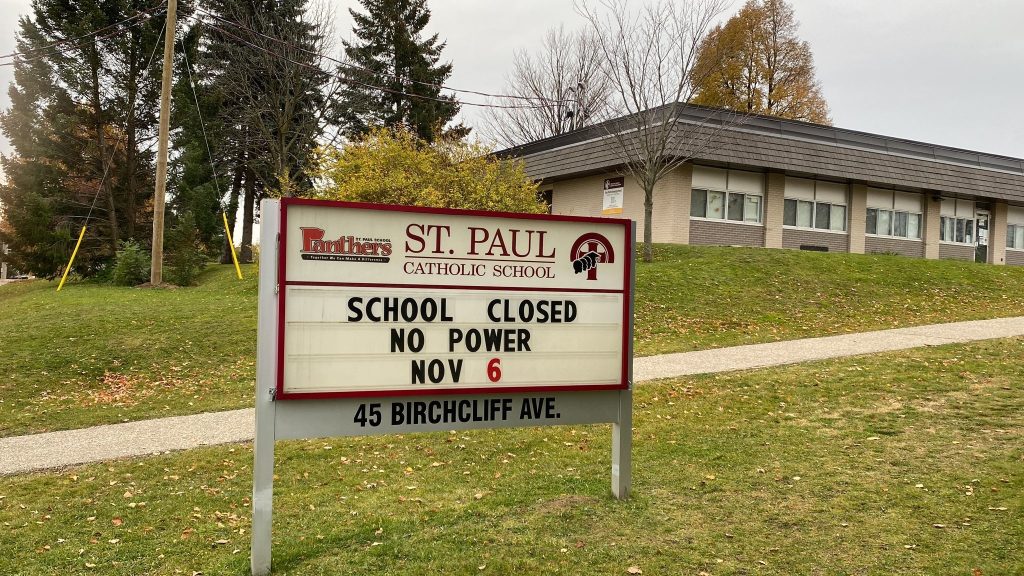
<box><xmin>1</xmin><ymin>0</ymin><xmax>1023</xmax><ymax>164</ymax></box>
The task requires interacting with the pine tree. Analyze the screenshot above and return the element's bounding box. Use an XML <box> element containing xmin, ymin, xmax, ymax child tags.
<box><xmin>182</xmin><ymin>0</ymin><xmax>338</xmax><ymax>262</ymax></box>
<box><xmin>340</xmin><ymin>0</ymin><xmax>466</xmax><ymax>142</ymax></box>
<box><xmin>0</xmin><ymin>0</ymin><xmax>172</xmax><ymax>277</ymax></box>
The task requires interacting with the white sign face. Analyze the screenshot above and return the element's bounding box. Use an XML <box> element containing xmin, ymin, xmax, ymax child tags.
<box><xmin>277</xmin><ymin>199</ymin><xmax>632</xmax><ymax>399</ymax></box>
<box><xmin>603</xmin><ymin>177</ymin><xmax>624</xmax><ymax>215</ymax></box>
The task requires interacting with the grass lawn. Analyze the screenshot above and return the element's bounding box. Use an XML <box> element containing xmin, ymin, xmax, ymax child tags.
<box><xmin>0</xmin><ymin>265</ymin><xmax>258</xmax><ymax>437</ymax></box>
<box><xmin>636</xmin><ymin>245</ymin><xmax>1024</xmax><ymax>354</ymax></box>
<box><xmin>0</xmin><ymin>338</ymin><xmax>1020</xmax><ymax>575</ymax></box>
<box><xmin>5</xmin><ymin>245</ymin><xmax>1024</xmax><ymax>436</ymax></box>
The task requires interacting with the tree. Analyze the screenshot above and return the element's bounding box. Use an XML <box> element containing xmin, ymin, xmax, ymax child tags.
<box><xmin>482</xmin><ymin>25</ymin><xmax>613</xmax><ymax>148</ymax></box>
<box><xmin>580</xmin><ymin>0</ymin><xmax>734</xmax><ymax>263</ymax></box>
<box><xmin>339</xmin><ymin>0</ymin><xmax>465</xmax><ymax>143</ymax></box>
<box><xmin>0</xmin><ymin>0</ymin><xmax>170</xmax><ymax>277</ymax></box>
<box><xmin>185</xmin><ymin>0</ymin><xmax>339</xmax><ymax>262</ymax></box>
<box><xmin>314</xmin><ymin>127</ymin><xmax>545</xmax><ymax>214</ymax></box>
<box><xmin>691</xmin><ymin>0</ymin><xmax>830</xmax><ymax>124</ymax></box>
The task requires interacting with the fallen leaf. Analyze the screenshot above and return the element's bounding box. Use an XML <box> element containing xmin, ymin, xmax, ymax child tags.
<box><xmin>627</xmin><ymin>567</ymin><xmax>643</xmax><ymax>575</ymax></box>
<box><xmin>112</xmin><ymin>518</ymin><xmax>123</xmax><ymax>527</ymax></box>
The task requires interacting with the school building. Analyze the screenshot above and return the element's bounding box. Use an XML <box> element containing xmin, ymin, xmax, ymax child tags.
<box><xmin>499</xmin><ymin>105</ymin><xmax>1024</xmax><ymax>265</ymax></box>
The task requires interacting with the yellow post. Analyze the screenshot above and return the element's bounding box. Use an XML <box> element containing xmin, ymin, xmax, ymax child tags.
<box><xmin>57</xmin><ymin>225</ymin><xmax>87</xmax><ymax>292</ymax></box>
<box><xmin>222</xmin><ymin>211</ymin><xmax>243</xmax><ymax>280</ymax></box>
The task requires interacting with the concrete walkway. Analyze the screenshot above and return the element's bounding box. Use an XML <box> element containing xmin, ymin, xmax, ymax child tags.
<box><xmin>3</xmin><ymin>316</ymin><xmax>1024</xmax><ymax>476</ymax></box>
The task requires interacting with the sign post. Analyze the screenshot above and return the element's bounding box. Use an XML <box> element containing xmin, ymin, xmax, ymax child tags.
<box><xmin>252</xmin><ymin>199</ymin><xmax>634</xmax><ymax>575</ymax></box>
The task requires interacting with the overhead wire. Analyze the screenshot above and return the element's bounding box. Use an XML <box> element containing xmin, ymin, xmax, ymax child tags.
<box><xmin>0</xmin><ymin>2</ymin><xmax>168</xmax><ymax>66</ymax></box>
<box><xmin>193</xmin><ymin>7</ymin><xmax>575</xmax><ymax>108</ymax></box>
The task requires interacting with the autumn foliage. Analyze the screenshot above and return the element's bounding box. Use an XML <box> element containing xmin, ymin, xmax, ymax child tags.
<box><xmin>691</xmin><ymin>0</ymin><xmax>830</xmax><ymax>124</ymax></box>
<box><xmin>313</xmin><ymin>127</ymin><xmax>546</xmax><ymax>214</ymax></box>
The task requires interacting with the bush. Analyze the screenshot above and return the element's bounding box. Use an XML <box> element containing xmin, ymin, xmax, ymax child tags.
<box><xmin>166</xmin><ymin>211</ymin><xmax>207</xmax><ymax>286</ymax></box>
<box><xmin>314</xmin><ymin>127</ymin><xmax>546</xmax><ymax>213</ymax></box>
<box><xmin>111</xmin><ymin>240</ymin><xmax>150</xmax><ymax>286</ymax></box>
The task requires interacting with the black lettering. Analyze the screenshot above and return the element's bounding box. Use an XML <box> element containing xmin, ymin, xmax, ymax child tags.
<box><xmin>565</xmin><ymin>300</ymin><xmax>577</xmax><ymax>323</ymax></box>
<box><xmin>448</xmin><ymin>329</ymin><xmax>464</xmax><ymax>353</ymax></box>
<box><xmin>412</xmin><ymin>360</ymin><xmax>425</xmax><ymax>384</ymax></box>
<box><xmin>347</xmin><ymin>297</ymin><xmax>363</xmax><ymax>322</ymax></box>
<box><xmin>518</xmin><ymin>329</ymin><xmax>531</xmax><ymax>351</ymax></box>
<box><xmin>487</xmin><ymin>299</ymin><xmax>501</xmax><ymax>322</ymax></box>
<box><xmin>448</xmin><ymin>359</ymin><xmax>463</xmax><ymax>383</ymax></box>
<box><xmin>544</xmin><ymin>397</ymin><xmax>557</xmax><ymax>418</ymax></box>
<box><xmin>391</xmin><ymin>402</ymin><xmax>405</xmax><ymax>425</ymax></box>
<box><xmin>366</xmin><ymin>297</ymin><xmax>381</xmax><ymax>322</ymax></box>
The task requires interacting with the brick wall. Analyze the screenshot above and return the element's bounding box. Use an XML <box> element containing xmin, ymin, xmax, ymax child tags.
<box><xmin>782</xmin><ymin>229</ymin><xmax>849</xmax><ymax>252</ymax></box>
<box><xmin>939</xmin><ymin>244</ymin><xmax>975</xmax><ymax>261</ymax></box>
<box><xmin>689</xmin><ymin>219</ymin><xmax>764</xmax><ymax>247</ymax></box>
<box><xmin>1006</xmin><ymin>250</ymin><xmax>1024</xmax><ymax>266</ymax></box>
<box><xmin>864</xmin><ymin>236</ymin><xmax>925</xmax><ymax>258</ymax></box>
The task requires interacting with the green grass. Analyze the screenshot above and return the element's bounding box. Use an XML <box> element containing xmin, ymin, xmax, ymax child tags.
<box><xmin>636</xmin><ymin>245</ymin><xmax>1024</xmax><ymax>354</ymax></box>
<box><xmin>0</xmin><ymin>265</ymin><xmax>258</xmax><ymax>437</ymax></box>
<box><xmin>0</xmin><ymin>338</ymin><xmax>1021</xmax><ymax>575</ymax></box>
<box><xmin>5</xmin><ymin>246</ymin><xmax>1024</xmax><ymax>436</ymax></box>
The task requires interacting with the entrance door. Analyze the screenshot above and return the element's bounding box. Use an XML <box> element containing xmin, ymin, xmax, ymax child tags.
<box><xmin>976</xmin><ymin>212</ymin><xmax>990</xmax><ymax>263</ymax></box>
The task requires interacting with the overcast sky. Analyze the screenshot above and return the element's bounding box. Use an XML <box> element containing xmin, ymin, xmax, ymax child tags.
<box><xmin>1</xmin><ymin>0</ymin><xmax>1022</xmax><ymax>164</ymax></box>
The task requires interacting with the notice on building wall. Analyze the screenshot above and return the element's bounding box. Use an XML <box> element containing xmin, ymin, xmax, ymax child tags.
<box><xmin>276</xmin><ymin>199</ymin><xmax>632</xmax><ymax>399</ymax></box>
<box><xmin>603</xmin><ymin>177</ymin><xmax>625</xmax><ymax>215</ymax></box>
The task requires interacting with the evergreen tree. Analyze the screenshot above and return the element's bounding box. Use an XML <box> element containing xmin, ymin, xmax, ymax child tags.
<box><xmin>340</xmin><ymin>0</ymin><xmax>466</xmax><ymax>142</ymax></box>
<box><xmin>179</xmin><ymin>0</ymin><xmax>337</xmax><ymax>262</ymax></box>
<box><xmin>0</xmin><ymin>0</ymin><xmax>174</xmax><ymax>277</ymax></box>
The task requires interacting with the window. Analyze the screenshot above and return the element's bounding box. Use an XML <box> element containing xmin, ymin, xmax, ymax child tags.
<box><xmin>866</xmin><ymin>189</ymin><xmax>922</xmax><ymax>240</ymax></box>
<box><xmin>785</xmin><ymin>198</ymin><xmax>844</xmax><ymax>231</ymax></box>
<box><xmin>783</xmin><ymin>179</ymin><xmax>847</xmax><ymax>232</ymax></box>
<box><xmin>1008</xmin><ymin>224</ymin><xmax>1024</xmax><ymax>250</ymax></box>
<box><xmin>690</xmin><ymin>188</ymin><xmax>761</xmax><ymax>223</ymax></box>
<box><xmin>939</xmin><ymin>216</ymin><xmax>974</xmax><ymax>244</ymax></box>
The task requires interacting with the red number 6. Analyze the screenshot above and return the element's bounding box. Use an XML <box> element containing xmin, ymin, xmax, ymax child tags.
<box><xmin>487</xmin><ymin>358</ymin><xmax>502</xmax><ymax>382</ymax></box>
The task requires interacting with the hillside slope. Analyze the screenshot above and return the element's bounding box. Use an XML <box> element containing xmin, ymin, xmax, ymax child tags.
<box><xmin>4</xmin><ymin>247</ymin><xmax>1024</xmax><ymax>435</ymax></box>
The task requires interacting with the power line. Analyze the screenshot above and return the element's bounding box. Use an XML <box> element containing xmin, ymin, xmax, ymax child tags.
<box><xmin>202</xmin><ymin>19</ymin><xmax>563</xmax><ymax>112</ymax></box>
<box><xmin>193</xmin><ymin>8</ymin><xmax>575</xmax><ymax>110</ymax></box>
<box><xmin>0</xmin><ymin>2</ymin><xmax>168</xmax><ymax>64</ymax></box>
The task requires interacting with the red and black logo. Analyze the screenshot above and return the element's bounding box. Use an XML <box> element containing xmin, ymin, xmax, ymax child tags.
<box><xmin>300</xmin><ymin>227</ymin><xmax>392</xmax><ymax>263</ymax></box>
<box><xmin>570</xmin><ymin>232</ymin><xmax>615</xmax><ymax>280</ymax></box>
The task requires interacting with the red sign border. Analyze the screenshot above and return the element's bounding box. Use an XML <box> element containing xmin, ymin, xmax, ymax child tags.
<box><xmin>275</xmin><ymin>197</ymin><xmax>633</xmax><ymax>400</ymax></box>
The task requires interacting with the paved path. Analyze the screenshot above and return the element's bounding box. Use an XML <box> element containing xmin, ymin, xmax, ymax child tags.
<box><xmin>3</xmin><ymin>316</ymin><xmax>1024</xmax><ymax>476</ymax></box>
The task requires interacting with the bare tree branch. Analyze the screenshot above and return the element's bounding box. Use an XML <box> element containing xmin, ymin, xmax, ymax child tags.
<box><xmin>481</xmin><ymin>25</ymin><xmax>613</xmax><ymax>148</ymax></box>
<box><xmin>578</xmin><ymin>0</ymin><xmax>747</xmax><ymax>262</ymax></box>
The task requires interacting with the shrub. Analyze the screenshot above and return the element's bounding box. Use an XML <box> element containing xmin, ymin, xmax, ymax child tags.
<box><xmin>314</xmin><ymin>127</ymin><xmax>546</xmax><ymax>213</ymax></box>
<box><xmin>111</xmin><ymin>240</ymin><xmax>150</xmax><ymax>286</ymax></box>
<box><xmin>166</xmin><ymin>211</ymin><xmax>207</xmax><ymax>286</ymax></box>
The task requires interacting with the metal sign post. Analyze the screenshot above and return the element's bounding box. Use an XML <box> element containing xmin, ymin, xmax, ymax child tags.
<box><xmin>251</xmin><ymin>199</ymin><xmax>634</xmax><ymax>575</ymax></box>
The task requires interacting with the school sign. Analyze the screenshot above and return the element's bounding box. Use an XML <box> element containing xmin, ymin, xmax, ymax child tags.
<box><xmin>252</xmin><ymin>198</ymin><xmax>634</xmax><ymax>575</ymax></box>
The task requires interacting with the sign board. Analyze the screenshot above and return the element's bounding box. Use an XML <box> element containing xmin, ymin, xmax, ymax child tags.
<box><xmin>603</xmin><ymin>176</ymin><xmax>624</xmax><ymax>215</ymax></box>
<box><xmin>252</xmin><ymin>199</ymin><xmax>634</xmax><ymax>575</ymax></box>
<box><xmin>278</xmin><ymin>199</ymin><xmax>630</xmax><ymax>398</ymax></box>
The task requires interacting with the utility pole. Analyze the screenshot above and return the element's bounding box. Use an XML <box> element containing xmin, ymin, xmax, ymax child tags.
<box><xmin>150</xmin><ymin>0</ymin><xmax>178</xmax><ymax>285</ymax></box>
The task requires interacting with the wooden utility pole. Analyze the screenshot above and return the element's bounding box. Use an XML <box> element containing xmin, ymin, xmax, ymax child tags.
<box><xmin>150</xmin><ymin>0</ymin><xmax>178</xmax><ymax>285</ymax></box>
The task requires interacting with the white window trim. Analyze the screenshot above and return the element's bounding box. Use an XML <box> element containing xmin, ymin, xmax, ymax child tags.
<box><xmin>938</xmin><ymin>215</ymin><xmax>976</xmax><ymax>246</ymax></box>
<box><xmin>690</xmin><ymin>187</ymin><xmax>764</xmax><ymax>226</ymax></box>
<box><xmin>690</xmin><ymin>216</ymin><xmax>765</xmax><ymax>228</ymax></box>
<box><xmin>865</xmin><ymin>233</ymin><xmax>923</xmax><ymax>243</ymax></box>
<box><xmin>865</xmin><ymin>208</ymin><xmax>923</xmax><ymax>241</ymax></box>
<box><xmin>782</xmin><ymin>197</ymin><xmax>849</xmax><ymax>234</ymax></box>
<box><xmin>1006</xmin><ymin>224</ymin><xmax>1024</xmax><ymax>251</ymax></box>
